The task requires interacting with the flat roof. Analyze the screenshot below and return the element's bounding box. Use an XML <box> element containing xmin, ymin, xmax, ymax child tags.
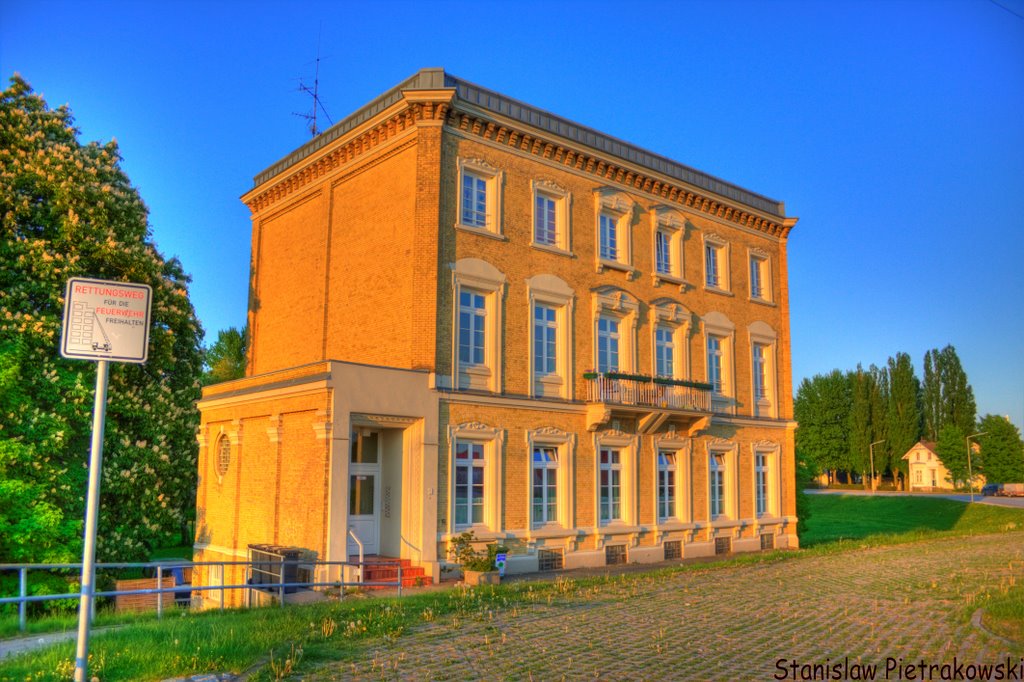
<box><xmin>253</xmin><ymin>68</ymin><xmax>785</xmax><ymax>218</ymax></box>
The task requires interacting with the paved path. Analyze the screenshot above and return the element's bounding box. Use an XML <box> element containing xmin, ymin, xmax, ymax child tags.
<box><xmin>805</xmin><ymin>488</ymin><xmax>1024</xmax><ymax>508</ymax></box>
<box><xmin>306</xmin><ymin>532</ymin><xmax>1024</xmax><ymax>681</ymax></box>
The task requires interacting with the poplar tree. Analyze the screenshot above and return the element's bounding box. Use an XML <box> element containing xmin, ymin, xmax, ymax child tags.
<box><xmin>202</xmin><ymin>324</ymin><xmax>248</xmax><ymax>385</ymax></box>
<box><xmin>886</xmin><ymin>352</ymin><xmax>922</xmax><ymax>486</ymax></box>
<box><xmin>0</xmin><ymin>76</ymin><xmax>203</xmax><ymax>563</ymax></box>
<box><xmin>922</xmin><ymin>345</ymin><xmax>977</xmax><ymax>440</ymax></box>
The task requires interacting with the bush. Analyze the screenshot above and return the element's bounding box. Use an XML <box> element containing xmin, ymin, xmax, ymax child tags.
<box><xmin>447</xmin><ymin>531</ymin><xmax>507</xmax><ymax>572</ymax></box>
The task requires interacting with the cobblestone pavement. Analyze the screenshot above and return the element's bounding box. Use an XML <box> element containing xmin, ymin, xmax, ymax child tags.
<box><xmin>306</xmin><ymin>533</ymin><xmax>1024</xmax><ymax>681</ymax></box>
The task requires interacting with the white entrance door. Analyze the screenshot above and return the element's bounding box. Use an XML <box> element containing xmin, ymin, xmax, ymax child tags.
<box><xmin>348</xmin><ymin>430</ymin><xmax>381</xmax><ymax>556</ymax></box>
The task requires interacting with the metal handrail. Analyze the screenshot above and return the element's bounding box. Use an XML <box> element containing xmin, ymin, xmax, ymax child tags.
<box><xmin>348</xmin><ymin>528</ymin><xmax>364</xmax><ymax>582</ymax></box>
<box><xmin>0</xmin><ymin>557</ymin><xmax>406</xmax><ymax>633</ymax></box>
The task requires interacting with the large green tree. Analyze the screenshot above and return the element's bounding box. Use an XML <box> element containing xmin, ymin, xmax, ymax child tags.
<box><xmin>922</xmin><ymin>345</ymin><xmax>976</xmax><ymax>441</ymax></box>
<box><xmin>794</xmin><ymin>370</ymin><xmax>853</xmax><ymax>481</ymax></box>
<box><xmin>847</xmin><ymin>365</ymin><xmax>889</xmax><ymax>486</ymax></box>
<box><xmin>935</xmin><ymin>424</ymin><xmax>968</xmax><ymax>488</ymax></box>
<box><xmin>0</xmin><ymin>76</ymin><xmax>203</xmax><ymax>562</ymax></box>
<box><xmin>886</xmin><ymin>352</ymin><xmax>922</xmax><ymax>486</ymax></box>
<box><xmin>977</xmin><ymin>415</ymin><xmax>1024</xmax><ymax>483</ymax></box>
<box><xmin>202</xmin><ymin>324</ymin><xmax>248</xmax><ymax>385</ymax></box>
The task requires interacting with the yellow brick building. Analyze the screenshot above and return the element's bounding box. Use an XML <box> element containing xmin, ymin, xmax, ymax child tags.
<box><xmin>195</xmin><ymin>69</ymin><xmax>800</xmax><ymax>594</ymax></box>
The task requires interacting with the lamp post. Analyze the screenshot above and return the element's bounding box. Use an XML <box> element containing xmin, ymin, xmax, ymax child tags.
<box><xmin>869</xmin><ymin>440</ymin><xmax>885</xmax><ymax>493</ymax></box>
<box><xmin>965</xmin><ymin>432</ymin><xmax>986</xmax><ymax>503</ymax></box>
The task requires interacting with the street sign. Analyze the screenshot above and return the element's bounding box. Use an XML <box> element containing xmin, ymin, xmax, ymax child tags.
<box><xmin>61</xmin><ymin>278</ymin><xmax>152</xmax><ymax>363</ymax></box>
<box><xmin>60</xmin><ymin>277</ymin><xmax>152</xmax><ymax>682</ymax></box>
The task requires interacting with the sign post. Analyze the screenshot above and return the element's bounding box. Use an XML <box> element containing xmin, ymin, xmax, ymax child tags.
<box><xmin>61</xmin><ymin>278</ymin><xmax>152</xmax><ymax>682</ymax></box>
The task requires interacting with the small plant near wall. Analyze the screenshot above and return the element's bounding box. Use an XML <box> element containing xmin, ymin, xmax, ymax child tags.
<box><xmin>448</xmin><ymin>531</ymin><xmax>507</xmax><ymax>585</ymax></box>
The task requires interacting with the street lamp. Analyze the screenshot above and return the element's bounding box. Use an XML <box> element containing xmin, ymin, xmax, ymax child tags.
<box><xmin>966</xmin><ymin>432</ymin><xmax>986</xmax><ymax>502</ymax></box>
<box><xmin>869</xmin><ymin>440</ymin><xmax>885</xmax><ymax>493</ymax></box>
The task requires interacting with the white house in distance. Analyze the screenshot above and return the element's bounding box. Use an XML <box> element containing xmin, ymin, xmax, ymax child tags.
<box><xmin>901</xmin><ymin>440</ymin><xmax>983</xmax><ymax>492</ymax></box>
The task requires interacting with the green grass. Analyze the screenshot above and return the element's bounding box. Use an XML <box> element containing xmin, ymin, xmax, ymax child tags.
<box><xmin>799</xmin><ymin>494</ymin><xmax>1024</xmax><ymax>548</ymax></box>
<box><xmin>3</xmin><ymin>496</ymin><xmax>1023</xmax><ymax>681</ymax></box>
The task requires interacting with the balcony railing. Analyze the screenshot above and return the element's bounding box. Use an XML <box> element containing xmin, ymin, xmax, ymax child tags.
<box><xmin>583</xmin><ymin>373</ymin><xmax>712</xmax><ymax>413</ymax></box>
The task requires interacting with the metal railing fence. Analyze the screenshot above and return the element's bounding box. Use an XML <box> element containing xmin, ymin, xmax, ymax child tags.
<box><xmin>0</xmin><ymin>558</ymin><xmax>404</xmax><ymax>633</ymax></box>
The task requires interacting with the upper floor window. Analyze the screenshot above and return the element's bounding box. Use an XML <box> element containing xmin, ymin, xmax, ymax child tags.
<box><xmin>704</xmin><ymin>311</ymin><xmax>736</xmax><ymax>414</ymax></box>
<box><xmin>458</xmin><ymin>291</ymin><xmax>486</xmax><ymax>367</ymax></box>
<box><xmin>452</xmin><ymin>258</ymin><xmax>506</xmax><ymax>392</ymax></box>
<box><xmin>594</xmin><ymin>188</ymin><xmax>634</xmax><ymax>274</ymax></box>
<box><xmin>456</xmin><ymin>158</ymin><xmax>503</xmax><ymax>237</ymax></box>
<box><xmin>749</xmin><ymin>251</ymin><xmax>771</xmax><ymax>302</ymax></box>
<box><xmin>599</xmin><ymin>212</ymin><xmax>619</xmax><ymax>261</ymax></box>
<box><xmin>752</xmin><ymin>343</ymin><xmax>768</xmax><ymax>399</ymax></box>
<box><xmin>703</xmin><ymin>233</ymin><xmax>730</xmax><ymax>293</ymax></box>
<box><xmin>651</xmin><ymin>206</ymin><xmax>686</xmax><ymax>287</ymax></box>
<box><xmin>657</xmin><ymin>451</ymin><xmax>677</xmax><ymax>522</ymax></box>
<box><xmin>655</xmin><ymin>230</ymin><xmax>671</xmax><ymax>274</ymax></box>
<box><xmin>597</xmin><ymin>316</ymin><xmax>620</xmax><ymax>373</ymax></box>
<box><xmin>532</xmin><ymin>180</ymin><xmax>571</xmax><ymax>254</ymax></box>
<box><xmin>707</xmin><ymin>335</ymin><xmax>724</xmax><ymax>393</ymax></box>
<box><xmin>749</xmin><ymin>321</ymin><xmax>778</xmax><ymax>419</ymax></box>
<box><xmin>655</xmin><ymin>326</ymin><xmax>675</xmax><ymax>378</ymax></box>
<box><xmin>527</xmin><ymin>274</ymin><xmax>575</xmax><ymax>400</ymax></box>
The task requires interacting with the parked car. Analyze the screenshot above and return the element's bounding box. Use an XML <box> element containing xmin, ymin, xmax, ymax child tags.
<box><xmin>995</xmin><ymin>483</ymin><xmax>1024</xmax><ymax>497</ymax></box>
<box><xmin>981</xmin><ymin>483</ymin><xmax>999</xmax><ymax>496</ymax></box>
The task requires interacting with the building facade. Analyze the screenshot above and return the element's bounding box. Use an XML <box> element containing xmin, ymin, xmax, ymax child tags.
<box><xmin>194</xmin><ymin>69</ymin><xmax>800</xmax><ymax>597</ymax></box>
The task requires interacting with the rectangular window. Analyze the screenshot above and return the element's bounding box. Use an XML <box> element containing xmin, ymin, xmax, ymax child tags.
<box><xmin>535</xmin><ymin>194</ymin><xmax>557</xmax><ymax>246</ymax></box>
<box><xmin>707</xmin><ymin>335</ymin><xmax>723</xmax><ymax>393</ymax></box>
<box><xmin>599</xmin><ymin>212</ymin><xmax>618</xmax><ymax>261</ymax></box>
<box><xmin>532</xmin><ymin>446</ymin><xmax>558</xmax><ymax>526</ymax></box>
<box><xmin>461</xmin><ymin>172</ymin><xmax>488</xmax><ymax>228</ymax></box>
<box><xmin>755</xmin><ymin>452</ymin><xmax>768</xmax><ymax>515</ymax></box>
<box><xmin>655</xmin><ymin>230</ymin><xmax>671</xmax><ymax>275</ymax></box>
<box><xmin>750</xmin><ymin>255</ymin><xmax>767</xmax><ymax>300</ymax></box>
<box><xmin>705</xmin><ymin>243</ymin><xmax>720</xmax><ymax>288</ymax></box>
<box><xmin>709</xmin><ymin>454</ymin><xmax>724</xmax><ymax>519</ymax></box>
<box><xmin>597</xmin><ymin>317</ymin><xmax>620</xmax><ymax>373</ymax></box>
<box><xmin>753</xmin><ymin>343</ymin><xmax>768</xmax><ymax>399</ymax></box>
<box><xmin>599</xmin><ymin>448</ymin><xmax>622</xmax><ymax>523</ymax></box>
<box><xmin>533</xmin><ymin>304</ymin><xmax>557</xmax><ymax>375</ymax></box>
<box><xmin>454</xmin><ymin>441</ymin><xmax>485</xmax><ymax>527</ymax></box>
<box><xmin>655</xmin><ymin>327</ymin><xmax>674</xmax><ymax>378</ymax></box>
<box><xmin>657</xmin><ymin>451</ymin><xmax>676</xmax><ymax>521</ymax></box>
<box><xmin>458</xmin><ymin>291</ymin><xmax>485</xmax><ymax>366</ymax></box>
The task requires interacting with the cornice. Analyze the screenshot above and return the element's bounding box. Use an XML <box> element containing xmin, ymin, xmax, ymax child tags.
<box><xmin>243</xmin><ymin>91</ymin><xmax>453</xmax><ymax>213</ymax></box>
<box><xmin>444</xmin><ymin>106</ymin><xmax>795</xmax><ymax>240</ymax></box>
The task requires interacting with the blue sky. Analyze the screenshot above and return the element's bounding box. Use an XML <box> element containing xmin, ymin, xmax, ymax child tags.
<box><xmin>3</xmin><ymin>0</ymin><xmax>1022</xmax><ymax>429</ymax></box>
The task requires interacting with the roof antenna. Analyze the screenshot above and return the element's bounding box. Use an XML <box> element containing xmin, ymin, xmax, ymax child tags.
<box><xmin>293</xmin><ymin>26</ymin><xmax>333</xmax><ymax>137</ymax></box>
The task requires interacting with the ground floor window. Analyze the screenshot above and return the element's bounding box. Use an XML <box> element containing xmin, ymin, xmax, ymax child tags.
<box><xmin>532</xmin><ymin>446</ymin><xmax>558</xmax><ymax>525</ymax></box>
<box><xmin>599</xmin><ymin>448</ymin><xmax>622</xmax><ymax>523</ymax></box>
<box><xmin>454</xmin><ymin>441</ymin><xmax>485</xmax><ymax>527</ymax></box>
<box><xmin>709</xmin><ymin>453</ymin><xmax>725</xmax><ymax>519</ymax></box>
<box><xmin>657</xmin><ymin>451</ymin><xmax>676</xmax><ymax>521</ymax></box>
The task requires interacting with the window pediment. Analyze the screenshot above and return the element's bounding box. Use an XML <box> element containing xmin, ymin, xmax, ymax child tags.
<box><xmin>749</xmin><ymin>320</ymin><xmax>777</xmax><ymax>344</ymax></box>
<box><xmin>652</xmin><ymin>298</ymin><xmax>690</xmax><ymax>326</ymax></box>
<box><xmin>651</xmin><ymin>205</ymin><xmax>686</xmax><ymax>230</ymax></box>
<box><xmin>592</xmin><ymin>285</ymin><xmax>639</xmax><ymax>317</ymax></box>
<box><xmin>594</xmin><ymin>187</ymin><xmax>634</xmax><ymax>215</ymax></box>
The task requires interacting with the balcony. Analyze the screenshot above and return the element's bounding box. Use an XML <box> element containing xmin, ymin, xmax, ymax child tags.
<box><xmin>582</xmin><ymin>373</ymin><xmax>713</xmax><ymax>434</ymax></box>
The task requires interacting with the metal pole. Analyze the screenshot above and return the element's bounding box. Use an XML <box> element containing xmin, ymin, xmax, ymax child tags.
<box><xmin>73</xmin><ymin>359</ymin><xmax>110</xmax><ymax>682</ymax></box>
<box><xmin>19</xmin><ymin>567</ymin><xmax>27</xmax><ymax>632</ymax></box>
<box><xmin>156</xmin><ymin>565</ymin><xmax>163</xmax><ymax>619</ymax></box>
<box><xmin>966</xmin><ymin>432</ymin><xmax>986</xmax><ymax>503</ymax></box>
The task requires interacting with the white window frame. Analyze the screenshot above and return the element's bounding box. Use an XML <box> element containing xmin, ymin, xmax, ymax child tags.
<box><xmin>597</xmin><ymin>315</ymin><xmax>621</xmax><ymax>374</ymax></box>
<box><xmin>748</xmin><ymin>247</ymin><xmax>773</xmax><ymax>304</ymax></box>
<box><xmin>525</xmin><ymin>427</ymin><xmax>576</xmax><ymax>531</ymax></box>
<box><xmin>703</xmin><ymin>232</ymin><xmax>731</xmax><ymax>294</ymax></box>
<box><xmin>456</xmin><ymin>158</ymin><xmax>503</xmax><ymax>238</ymax></box>
<box><xmin>453</xmin><ymin>440</ymin><xmax>486</xmax><ymax>528</ymax></box>
<box><xmin>458</xmin><ymin>289</ymin><xmax>486</xmax><ymax>367</ymax></box>
<box><xmin>594</xmin><ymin>188</ymin><xmax>634</xmax><ymax>275</ymax></box>
<box><xmin>749</xmin><ymin>321</ymin><xmax>779</xmax><ymax>419</ymax></box>
<box><xmin>452</xmin><ymin>258</ymin><xmax>506</xmax><ymax>392</ymax></box>
<box><xmin>594</xmin><ymin>430</ymin><xmax>639</xmax><ymax>530</ymax></box>
<box><xmin>752</xmin><ymin>441</ymin><xmax>782</xmax><ymax>518</ymax></box>
<box><xmin>592</xmin><ymin>286</ymin><xmax>639</xmax><ymax>374</ymax></box>
<box><xmin>531</xmin><ymin>179</ymin><xmax>571</xmax><ymax>255</ymax></box>
<box><xmin>707</xmin><ymin>440</ymin><xmax>738</xmax><ymax>522</ymax></box>
<box><xmin>650</xmin><ymin>299</ymin><xmax>691</xmax><ymax>381</ymax></box>
<box><xmin>657</xmin><ymin>451</ymin><xmax>677</xmax><ymax>522</ymax></box>
<box><xmin>526</xmin><ymin>274</ymin><xmax>575</xmax><ymax>399</ymax></box>
<box><xmin>650</xmin><ymin>206</ymin><xmax>686</xmax><ymax>288</ymax></box>
<box><xmin>703</xmin><ymin>312</ymin><xmax>736</xmax><ymax>414</ymax></box>
<box><xmin>447</xmin><ymin>422</ymin><xmax>504</xmax><ymax>534</ymax></box>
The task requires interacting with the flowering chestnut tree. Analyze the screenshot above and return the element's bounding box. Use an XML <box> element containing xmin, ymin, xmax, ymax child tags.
<box><xmin>0</xmin><ymin>75</ymin><xmax>203</xmax><ymax>563</ymax></box>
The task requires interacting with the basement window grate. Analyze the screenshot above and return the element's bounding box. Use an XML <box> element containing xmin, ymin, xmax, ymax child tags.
<box><xmin>605</xmin><ymin>544</ymin><xmax>627</xmax><ymax>566</ymax></box>
<box><xmin>760</xmin><ymin>533</ymin><xmax>775</xmax><ymax>550</ymax></box>
<box><xmin>538</xmin><ymin>549</ymin><xmax>564</xmax><ymax>571</ymax></box>
<box><xmin>714</xmin><ymin>537</ymin><xmax>732</xmax><ymax>555</ymax></box>
<box><xmin>664</xmin><ymin>540</ymin><xmax>682</xmax><ymax>560</ymax></box>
